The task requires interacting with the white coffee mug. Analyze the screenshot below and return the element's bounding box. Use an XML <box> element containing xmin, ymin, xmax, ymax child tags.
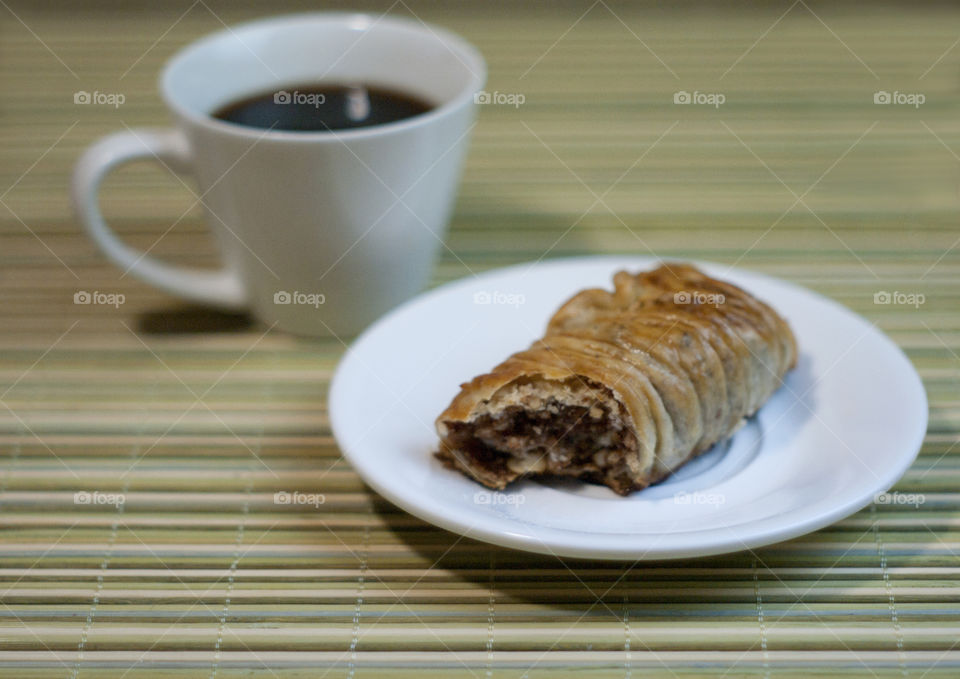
<box><xmin>72</xmin><ymin>13</ymin><xmax>485</xmax><ymax>336</ymax></box>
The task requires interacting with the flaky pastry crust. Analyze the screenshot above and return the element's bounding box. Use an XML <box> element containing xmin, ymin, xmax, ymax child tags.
<box><xmin>435</xmin><ymin>263</ymin><xmax>797</xmax><ymax>495</ymax></box>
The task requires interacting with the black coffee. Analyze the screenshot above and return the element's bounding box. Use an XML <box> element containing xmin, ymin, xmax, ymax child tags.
<box><xmin>213</xmin><ymin>83</ymin><xmax>434</xmax><ymax>132</ymax></box>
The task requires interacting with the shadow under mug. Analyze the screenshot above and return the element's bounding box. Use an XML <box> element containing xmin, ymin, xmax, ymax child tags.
<box><xmin>72</xmin><ymin>12</ymin><xmax>486</xmax><ymax>337</ymax></box>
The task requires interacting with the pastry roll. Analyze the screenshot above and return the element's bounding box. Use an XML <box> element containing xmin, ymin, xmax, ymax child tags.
<box><xmin>435</xmin><ymin>263</ymin><xmax>797</xmax><ymax>495</ymax></box>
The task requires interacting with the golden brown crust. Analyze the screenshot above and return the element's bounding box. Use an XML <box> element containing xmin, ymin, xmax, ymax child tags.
<box><xmin>435</xmin><ymin>262</ymin><xmax>797</xmax><ymax>495</ymax></box>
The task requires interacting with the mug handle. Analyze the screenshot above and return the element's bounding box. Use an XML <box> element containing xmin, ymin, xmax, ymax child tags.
<box><xmin>71</xmin><ymin>128</ymin><xmax>247</xmax><ymax>309</ymax></box>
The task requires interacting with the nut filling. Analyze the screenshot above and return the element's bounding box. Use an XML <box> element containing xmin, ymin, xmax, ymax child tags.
<box><xmin>440</xmin><ymin>394</ymin><xmax>640</xmax><ymax>495</ymax></box>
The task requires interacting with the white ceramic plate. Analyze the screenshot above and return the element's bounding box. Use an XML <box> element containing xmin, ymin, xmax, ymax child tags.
<box><xmin>330</xmin><ymin>257</ymin><xmax>927</xmax><ymax>560</ymax></box>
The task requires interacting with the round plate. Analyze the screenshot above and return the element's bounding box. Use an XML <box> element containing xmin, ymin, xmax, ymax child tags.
<box><xmin>329</xmin><ymin>257</ymin><xmax>927</xmax><ymax>560</ymax></box>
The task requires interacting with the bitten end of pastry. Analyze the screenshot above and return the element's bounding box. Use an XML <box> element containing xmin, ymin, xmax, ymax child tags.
<box><xmin>435</xmin><ymin>376</ymin><xmax>647</xmax><ymax>495</ymax></box>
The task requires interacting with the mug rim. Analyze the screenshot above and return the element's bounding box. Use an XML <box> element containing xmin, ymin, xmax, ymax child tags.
<box><xmin>160</xmin><ymin>11</ymin><xmax>487</xmax><ymax>143</ymax></box>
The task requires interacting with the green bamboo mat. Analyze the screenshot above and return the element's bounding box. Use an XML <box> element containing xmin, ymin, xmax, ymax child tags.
<box><xmin>2</xmin><ymin>1</ymin><xmax>959</xmax><ymax>676</ymax></box>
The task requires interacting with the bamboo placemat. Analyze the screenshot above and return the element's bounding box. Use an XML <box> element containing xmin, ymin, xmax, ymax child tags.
<box><xmin>1</xmin><ymin>1</ymin><xmax>959</xmax><ymax>676</ymax></box>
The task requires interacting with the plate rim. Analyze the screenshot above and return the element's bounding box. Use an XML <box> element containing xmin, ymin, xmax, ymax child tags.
<box><xmin>330</xmin><ymin>256</ymin><xmax>928</xmax><ymax>560</ymax></box>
